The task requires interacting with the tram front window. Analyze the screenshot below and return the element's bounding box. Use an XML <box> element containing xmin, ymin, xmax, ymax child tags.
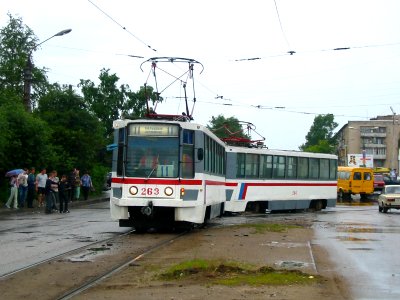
<box><xmin>126</xmin><ymin>137</ymin><xmax>179</xmax><ymax>178</ymax></box>
<box><xmin>126</xmin><ymin>124</ymin><xmax>179</xmax><ymax>178</ymax></box>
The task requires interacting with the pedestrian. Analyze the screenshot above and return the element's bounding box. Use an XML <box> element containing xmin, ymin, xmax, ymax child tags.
<box><xmin>81</xmin><ymin>170</ymin><xmax>93</xmax><ymax>200</ymax></box>
<box><xmin>51</xmin><ymin>171</ymin><xmax>59</xmax><ymax>211</ymax></box>
<box><xmin>44</xmin><ymin>170</ymin><xmax>58</xmax><ymax>214</ymax></box>
<box><xmin>68</xmin><ymin>168</ymin><xmax>77</xmax><ymax>203</ymax></box>
<box><xmin>59</xmin><ymin>174</ymin><xmax>70</xmax><ymax>213</ymax></box>
<box><xmin>17</xmin><ymin>168</ymin><xmax>28</xmax><ymax>208</ymax></box>
<box><xmin>26</xmin><ymin>167</ymin><xmax>36</xmax><ymax>208</ymax></box>
<box><xmin>74</xmin><ymin>169</ymin><xmax>81</xmax><ymax>200</ymax></box>
<box><xmin>36</xmin><ymin>168</ymin><xmax>47</xmax><ymax>207</ymax></box>
<box><xmin>5</xmin><ymin>175</ymin><xmax>19</xmax><ymax>209</ymax></box>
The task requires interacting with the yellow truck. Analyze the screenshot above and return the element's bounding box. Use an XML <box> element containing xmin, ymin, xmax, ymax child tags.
<box><xmin>337</xmin><ymin>166</ymin><xmax>374</xmax><ymax>201</ymax></box>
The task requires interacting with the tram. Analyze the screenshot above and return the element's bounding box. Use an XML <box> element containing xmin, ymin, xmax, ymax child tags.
<box><xmin>224</xmin><ymin>145</ymin><xmax>338</xmax><ymax>213</ymax></box>
<box><xmin>110</xmin><ymin>118</ymin><xmax>226</xmax><ymax>230</ymax></box>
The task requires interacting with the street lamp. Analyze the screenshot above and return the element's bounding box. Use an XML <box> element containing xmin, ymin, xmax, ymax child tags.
<box><xmin>23</xmin><ymin>29</ymin><xmax>72</xmax><ymax>112</ymax></box>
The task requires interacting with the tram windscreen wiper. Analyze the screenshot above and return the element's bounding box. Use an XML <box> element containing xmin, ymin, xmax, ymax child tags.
<box><xmin>146</xmin><ymin>154</ymin><xmax>159</xmax><ymax>179</ymax></box>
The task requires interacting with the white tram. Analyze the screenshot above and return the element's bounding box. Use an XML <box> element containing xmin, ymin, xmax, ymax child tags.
<box><xmin>224</xmin><ymin>146</ymin><xmax>338</xmax><ymax>213</ymax></box>
<box><xmin>110</xmin><ymin>118</ymin><xmax>226</xmax><ymax>230</ymax></box>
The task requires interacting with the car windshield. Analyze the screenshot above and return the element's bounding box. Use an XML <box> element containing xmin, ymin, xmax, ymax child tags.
<box><xmin>385</xmin><ymin>186</ymin><xmax>400</xmax><ymax>194</ymax></box>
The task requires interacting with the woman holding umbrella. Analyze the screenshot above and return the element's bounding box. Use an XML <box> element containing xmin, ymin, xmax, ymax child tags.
<box><xmin>5</xmin><ymin>174</ymin><xmax>19</xmax><ymax>209</ymax></box>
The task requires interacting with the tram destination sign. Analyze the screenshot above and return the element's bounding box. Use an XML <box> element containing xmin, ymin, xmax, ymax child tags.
<box><xmin>129</xmin><ymin>124</ymin><xmax>179</xmax><ymax>136</ymax></box>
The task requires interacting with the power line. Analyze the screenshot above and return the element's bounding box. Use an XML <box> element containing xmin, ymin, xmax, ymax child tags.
<box><xmin>234</xmin><ymin>41</ymin><xmax>400</xmax><ymax>62</ymax></box>
<box><xmin>87</xmin><ymin>0</ymin><xmax>157</xmax><ymax>52</ymax></box>
<box><xmin>273</xmin><ymin>0</ymin><xmax>292</xmax><ymax>50</ymax></box>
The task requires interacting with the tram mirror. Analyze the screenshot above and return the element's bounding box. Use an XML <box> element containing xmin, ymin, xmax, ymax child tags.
<box><xmin>197</xmin><ymin>148</ymin><xmax>204</xmax><ymax>161</ymax></box>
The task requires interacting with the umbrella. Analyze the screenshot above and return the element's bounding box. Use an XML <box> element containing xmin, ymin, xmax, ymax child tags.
<box><xmin>5</xmin><ymin>169</ymin><xmax>24</xmax><ymax>177</ymax></box>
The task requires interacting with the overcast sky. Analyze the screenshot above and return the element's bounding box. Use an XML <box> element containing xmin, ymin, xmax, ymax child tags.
<box><xmin>2</xmin><ymin>0</ymin><xmax>400</xmax><ymax>150</ymax></box>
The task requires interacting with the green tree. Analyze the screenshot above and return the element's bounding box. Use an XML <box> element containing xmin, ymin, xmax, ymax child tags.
<box><xmin>79</xmin><ymin>69</ymin><xmax>159</xmax><ymax>138</ymax></box>
<box><xmin>300</xmin><ymin>114</ymin><xmax>338</xmax><ymax>153</ymax></box>
<box><xmin>0</xmin><ymin>13</ymin><xmax>48</xmax><ymax>110</ymax></box>
<box><xmin>36</xmin><ymin>84</ymin><xmax>106</xmax><ymax>173</ymax></box>
<box><xmin>207</xmin><ymin>115</ymin><xmax>250</xmax><ymax>141</ymax></box>
<box><xmin>0</xmin><ymin>101</ymin><xmax>52</xmax><ymax>172</ymax></box>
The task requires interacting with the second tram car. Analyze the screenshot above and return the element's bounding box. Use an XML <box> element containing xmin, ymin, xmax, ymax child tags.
<box><xmin>224</xmin><ymin>146</ymin><xmax>338</xmax><ymax>213</ymax></box>
<box><xmin>110</xmin><ymin>119</ymin><xmax>226</xmax><ymax>230</ymax></box>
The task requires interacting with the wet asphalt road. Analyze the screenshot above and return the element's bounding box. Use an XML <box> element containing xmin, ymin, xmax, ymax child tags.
<box><xmin>1</xmin><ymin>200</ymin><xmax>400</xmax><ymax>299</ymax></box>
<box><xmin>314</xmin><ymin>203</ymin><xmax>400</xmax><ymax>300</ymax></box>
<box><xmin>0</xmin><ymin>201</ymin><xmax>128</xmax><ymax>277</ymax></box>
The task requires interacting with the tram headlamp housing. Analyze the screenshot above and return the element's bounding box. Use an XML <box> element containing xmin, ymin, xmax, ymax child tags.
<box><xmin>129</xmin><ymin>186</ymin><xmax>138</xmax><ymax>195</ymax></box>
<box><xmin>164</xmin><ymin>186</ymin><xmax>174</xmax><ymax>196</ymax></box>
<box><xmin>180</xmin><ymin>187</ymin><xmax>185</xmax><ymax>198</ymax></box>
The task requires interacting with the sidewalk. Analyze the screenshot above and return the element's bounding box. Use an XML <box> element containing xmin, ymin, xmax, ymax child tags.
<box><xmin>0</xmin><ymin>192</ymin><xmax>110</xmax><ymax>215</ymax></box>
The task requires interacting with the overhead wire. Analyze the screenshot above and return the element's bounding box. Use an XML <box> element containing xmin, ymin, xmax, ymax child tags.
<box><xmin>273</xmin><ymin>0</ymin><xmax>292</xmax><ymax>50</ymax></box>
<box><xmin>87</xmin><ymin>0</ymin><xmax>157</xmax><ymax>52</ymax></box>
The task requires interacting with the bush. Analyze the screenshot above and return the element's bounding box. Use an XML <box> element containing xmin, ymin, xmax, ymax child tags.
<box><xmin>90</xmin><ymin>164</ymin><xmax>110</xmax><ymax>195</ymax></box>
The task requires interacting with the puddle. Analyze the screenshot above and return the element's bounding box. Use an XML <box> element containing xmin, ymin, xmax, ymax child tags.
<box><xmin>347</xmin><ymin>247</ymin><xmax>374</xmax><ymax>251</ymax></box>
<box><xmin>335</xmin><ymin>226</ymin><xmax>399</xmax><ymax>233</ymax></box>
<box><xmin>275</xmin><ymin>260</ymin><xmax>311</xmax><ymax>269</ymax></box>
<box><xmin>65</xmin><ymin>244</ymin><xmax>113</xmax><ymax>262</ymax></box>
<box><xmin>260</xmin><ymin>242</ymin><xmax>305</xmax><ymax>248</ymax></box>
<box><xmin>336</xmin><ymin>236</ymin><xmax>379</xmax><ymax>242</ymax></box>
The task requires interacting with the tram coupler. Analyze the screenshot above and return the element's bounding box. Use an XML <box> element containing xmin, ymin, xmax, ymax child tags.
<box><xmin>141</xmin><ymin>201</ymin><xmax>153</xmax><ymax>216</ymax></box>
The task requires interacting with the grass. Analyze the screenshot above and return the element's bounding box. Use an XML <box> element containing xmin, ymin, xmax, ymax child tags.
<box><xmin>235</xmin><ymin>223</ymin><xmax>302</xmax><ymax>234</ymax></box>
<box><xmin>159</xmin><ymin>259</ymin><xmax>318</xmax><ymax>286</ymax></box>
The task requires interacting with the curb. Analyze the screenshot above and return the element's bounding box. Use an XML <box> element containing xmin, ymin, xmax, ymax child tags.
<box><xmin>0</xmin><ymin>194</ymin><xmax>110</xmax><ymax>216</ymax></box>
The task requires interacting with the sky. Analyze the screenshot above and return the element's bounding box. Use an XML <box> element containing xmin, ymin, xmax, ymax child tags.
<box><xmin>2</xmin><ymin>0</ymin><xmax>400</xmax><ymax>150</ymax></box>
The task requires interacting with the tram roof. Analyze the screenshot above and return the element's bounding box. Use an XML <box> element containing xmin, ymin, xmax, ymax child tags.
<box><xmin>226</xmin><ymin>145</ymin><xmax>337</xmax><ymax>159</ymax></box>
<box><xmin>113</xmin><ymin>118</ymin><xmax>225</xmax><ymax>146</ymax></box>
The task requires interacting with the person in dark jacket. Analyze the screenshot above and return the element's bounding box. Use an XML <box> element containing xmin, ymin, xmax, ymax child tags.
<box><xmin>59</xmin><ymin>174</ymin><xmax>70</xmax><ymax>213</ymax></box>
<box><xmin>26</xmin><ymin>167</ymin><xmax>36</xmax><ymax>208</ymax></box>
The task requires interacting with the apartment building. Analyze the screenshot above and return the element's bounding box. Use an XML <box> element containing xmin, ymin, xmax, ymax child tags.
<box><xmin>335</xmin><ymin>115</ymin><xmax>400</xmax><ymax>169</ymax></box>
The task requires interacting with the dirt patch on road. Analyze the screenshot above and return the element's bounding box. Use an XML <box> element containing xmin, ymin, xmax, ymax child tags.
<box><xmin>76</xmin><ymin>218</ymin><xmax>351</xmax><ymax>300</ymax></box>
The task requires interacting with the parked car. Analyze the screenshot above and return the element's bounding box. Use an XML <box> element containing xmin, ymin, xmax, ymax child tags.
<box><xmin>378</xmin><ymin>185</ymin><xmax>400</xmax><ymax>213</ymax></box>
<box><xmin>383</xmin><ymin>174</ymin><xmax>400</xmax><ymax>186</ymax></box>
<box><xmin>337</xmin><ymin>166</ymin><xmax>374</xmax><ymax>200</ymax></box>
<box><xmin>373</xmin><ymin>174</ymin><xmax>385</xmax><ymax>193</ymax></box>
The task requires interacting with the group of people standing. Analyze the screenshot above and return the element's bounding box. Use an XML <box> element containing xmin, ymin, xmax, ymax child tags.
<box><xmin>5</xmin><ymin>167</ymin><xmax>93</xmax><ymax>214</ymax></box>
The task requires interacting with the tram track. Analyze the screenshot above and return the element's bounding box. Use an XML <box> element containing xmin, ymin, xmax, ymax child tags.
<box><xmin>0</xmin><ymin>228</ymin><xmax>190</xmax><ymax>300</ymax></box>
<box><xmin>0</xmin><ymin>228</ymin><xmax>135</xmax><ymax>280</ymax></box>
<box><xmin>56</xmin><ymin>230</ymin><xmax>189</xmax><ymax>300</ymax></box>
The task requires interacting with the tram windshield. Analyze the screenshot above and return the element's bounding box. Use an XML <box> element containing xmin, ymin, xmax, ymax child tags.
<box><xmin>125</xmin><ymin>124</ymin><xmax>179</xmax><ymax>178</ymax></box>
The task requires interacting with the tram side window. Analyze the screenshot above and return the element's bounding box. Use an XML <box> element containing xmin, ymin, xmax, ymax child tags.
<box><xmin>182</xmin><ymin>130</ymin><xmax>194</xmax><ymax>178</ymax></box>
<box><xmin>329</xmin><ymin>159</ymin><xmax>337</xmax><ymax>179</ymax></box>
<box><xmin>236</xmin><ymin>153</ymin><xmax>246</xmax><ymax>178</ymax></box>
<box><xmin>260</xmin><ymin>155</ymin><xmax>272</xmax><ymax>178</ymax></box>
<box><xmin>286</xmin><ymin>156</ymin><xmax>297</xmax><ymax>179</ymax></box>
<box><xmin>298</xmin><ymin>157</ymin><xmax>309</xmax><ymax>179</ymax></box>
<box><xmin>245</xmin><ymin>154</ymin><xmax>259</xmax><ymax>178</ymax></box>
<box><xmin>320</xmin><ymin>159</ymin><xmax>330</xmax><ymax>179</ymax></box>
<box><xmin>204</xmin><ymin>136</ymin><xmax>209</xmax><ymax>172</ymax></box>
<box><xmin>273</xmin><ymin>156</ymin><xmax>286</xmax><ymax>178</ymax></box>
<box><xmin>117</xmin><ymin>128</ymin><xmax>125</xmax><ymax>176</ymax></box>
<box><xmin>309</xmin><ymin>158</ymin><xmax>319</xmax><ymax>179</ymax></box>
<box><xmin>204</xmin><ymin>134</ymin><xmax>225</xmax><ymax>175</ymax></box>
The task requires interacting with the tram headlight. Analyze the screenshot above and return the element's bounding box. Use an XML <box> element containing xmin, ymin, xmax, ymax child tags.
<box><xmin>129</xmin><ymin>186</ymin><xmax>138</xmax><ymax>195</ymax></box>
<box><xmin>164</xmin><ymin>186</ymin><xmax>174</xmax><ymax>196</ymax></box>
<box><xmin>180</xmin><ymin>187</ymin><xmax>185</xmax><ymax>197</ymax></box>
